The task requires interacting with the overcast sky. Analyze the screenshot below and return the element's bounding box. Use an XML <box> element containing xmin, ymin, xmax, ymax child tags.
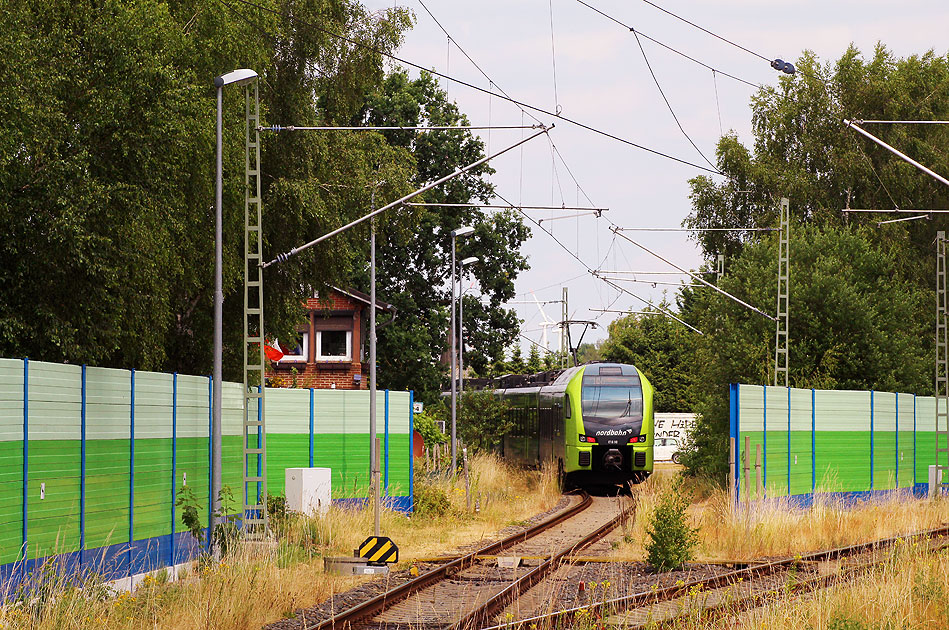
<box><xmin>363</xmin><ymin>0</ymin><xmax>949</xmax><ymax>354</ymax></box>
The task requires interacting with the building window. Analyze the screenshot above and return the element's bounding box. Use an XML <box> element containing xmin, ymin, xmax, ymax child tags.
<box><xmin>277</xmin><ymin>332</ymin><xmax>308</xmax><ymax>363</ymax></box>
<box><xmin>317</xmin><ymin>330</ymin><xmax>352</xmax><ymax>361</ymax></box>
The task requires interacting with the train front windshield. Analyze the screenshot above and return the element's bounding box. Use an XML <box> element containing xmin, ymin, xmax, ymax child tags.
<box><xmin>581</xmin><ymin>375</ymin><xmax>643</xmax><ymax>425</ymax></box>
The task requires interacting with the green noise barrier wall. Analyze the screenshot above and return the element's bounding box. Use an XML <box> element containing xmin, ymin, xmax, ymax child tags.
<box><xmin>730</xmin><ymin>383</ymin><xmax>944</xmax><ymax>505</ymax></box>
<box><xmin>0</xmin><ymin>358</ymin><xmax>413</xmax><ymax>589</ymax></box>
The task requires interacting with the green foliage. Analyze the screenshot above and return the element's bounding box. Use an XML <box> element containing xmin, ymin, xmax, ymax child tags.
<box><xmin>412</xmin><ymin>480</ymin><xmax>452</xmax><ymax>517</ymax></box>
<box><xmin>644</xmin><ymin>477</ymin><xmax>699</xmax><ymax>572</ymax></box>
<box><xmin>211</xmin><ymin>485</ymin><xmax>242</xmax><ymax>556</ymax></box>
<box><xmin>0</xmin><ymin>0</ymin><xmax>422</xmax><ymax>379</ymax></box>
<box><xmin>576</xmin><ymin>341</ymin><xmax>604</xmax><ymax>365</ymax></box>
<box><xmin>601</xmin><ymin>304</ymin><xmax>696</xmax><ymax>413</ymax></box>
<box><xmin>679</xmin><ymin>46</ymin><xmax>946</xmax><ymax>478</ymax></box>
<box><xmin>526</xmin><ymin>344</ymin><xmax>542</xmax><ymax>373</ymax></box>
<box><xmin>681</xmin><ymin>224</ymin><xmax>931</xmax><ymax>480</ymax></box>
<box><xmin>357</xmin><ymin>70</ymin><xmax>531</xmax><ymax>402</ymax></box>
<box><xmin>457</xmin><ymin>390</ymin><xmax>512</xmax><ymax>453</ymax></box>
<box><xmin>414</xmin><ymin>407</ymin><xmax>449</xmax><ymax>447</ymax></box>
<box><xmin>175</xmin><ymin>486</ymin><xmax>203</xmax><ymax>545</ymax></box>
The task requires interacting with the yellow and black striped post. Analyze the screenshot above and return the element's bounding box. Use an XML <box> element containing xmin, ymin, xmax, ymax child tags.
<box><xmin>355</xmin><ymin>536</ymin><xmax>399</xmax><ymax>564</ymax></box>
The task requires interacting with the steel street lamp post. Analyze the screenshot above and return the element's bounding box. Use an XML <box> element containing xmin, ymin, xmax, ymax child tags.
<box><xmin>458</xmin><ymin>256</ymin><xmax>479</xmax><ymax>397</ymax></box>
<box><xmin>212</xmin><ymin>68</ymin><xmax>257</xmax><ymax>553</ymax></box>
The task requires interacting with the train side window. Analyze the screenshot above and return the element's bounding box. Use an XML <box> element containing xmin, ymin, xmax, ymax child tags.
<box><xmin>564</xmin><ymin>394</ymin><xmax>571</xmax><ymax>419</ymax></box>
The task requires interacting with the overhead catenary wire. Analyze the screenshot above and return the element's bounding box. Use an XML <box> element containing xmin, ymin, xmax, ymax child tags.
<box><xmin>878</xmin><ymin>215</ymin><xmax>931</xmax><ymax>226</ymax></box>
<box><xmin>415</xmin><ymin>0</ymin><xmax>543</xmax><ymax>126</ymax></box>
<box><xmin>573</xmin><ymin>0</ymin><xmax>761</xmax><ymax>89</ymax></box>
<box><xmin>259</xmin><ymin>124</ymin><xmax>544</xmax><ymax>132</ymax></box>
<box><xmin>630</xmin><ymin>27</ymin><xmax>717</xmax><ymax>170</ymax></box>
<box><xmin>221</xmin><ymin>0</ymin><xmax>724</xmax><ymax>175</ymax></box>
<box><xmin>405</xmin><ymin>203</ymin><xmax>607</xmax><ymax>212</ymax></box>
<box><xmin>843</xmin><ymin>208</ymin><xmax>949</xmax><ymax>213</ymax></box>
<box><xmin>262</xmin><ymin>127</ymin><xmax>550</xmax><ymax>268</ymax></box>
<box><xmin>640</xmin><ymin>0</ymin><xmax>770</xmax><ymax>63</ymax></box>
<box><xmin>598</xmin><ymin>277</ymin><xmax>703</xmax><ymax>288</ymax></box>
<box><xmin>496</xmin><ymin>191</ymin><xmax>700</xmax><ymax>333</ymax></box>
<box><xmin>610</xmin><ymin>226</ymin><xmax>776</xmax><ymax>321</ymax></box>
<box><xmin>615</xmin><ymin>226</ymin><xmax>777</xmax><ymax>232</ymax></box>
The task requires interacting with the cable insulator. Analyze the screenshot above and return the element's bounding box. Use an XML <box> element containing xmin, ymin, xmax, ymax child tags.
<box><xmin>771</xmin><ymin>58</ymin><xmax>784</xmax><ymax>71</ymax></box>
<box><xmin>782</xmin><ymin>62</ymin><xmax>795</xmax><ymax>75</ymax></box>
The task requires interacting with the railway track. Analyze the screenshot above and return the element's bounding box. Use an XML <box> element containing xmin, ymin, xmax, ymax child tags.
<box><xmin>483</xmin><ymin>523</ymin><xmax>949</xmax><ymax>629</ymax></box>
<box><xmin>303</xmin><ymin>490</ymin><xmax>634</xmax><ymax>630</ymax></box>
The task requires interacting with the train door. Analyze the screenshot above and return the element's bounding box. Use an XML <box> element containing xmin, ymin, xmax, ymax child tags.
<box><xmin>538</xmin><ymin>404</ymin><xmax>553</xmax><ymax>464</ymax></box>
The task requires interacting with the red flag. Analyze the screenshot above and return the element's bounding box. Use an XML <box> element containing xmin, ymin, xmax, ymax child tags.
<box><xmin>264</xmin><ymin>344</ymin><xmax>284</xmax><ymax>361</ymax></box>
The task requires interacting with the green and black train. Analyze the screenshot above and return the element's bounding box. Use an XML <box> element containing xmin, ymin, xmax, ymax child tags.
<box><xmin>495</xmin><ymin>362</ymin><xmax>654</xmax><ymax>486</ymax></box>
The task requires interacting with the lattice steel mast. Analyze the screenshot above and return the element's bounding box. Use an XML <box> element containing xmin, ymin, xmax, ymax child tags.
<box><xmin>936</xmin><ymin>231</ymin><xmax>949</xmax><ymax>497</ymax></box>
<box><xmin>242</xmin><ymin>83</ymin><xmax>268</xmax><ymax>533</ymax></box>
<box><xmin>774</xmin><ymin>198</ymin><xmax>789</xmax><ymax>387</ymax></box>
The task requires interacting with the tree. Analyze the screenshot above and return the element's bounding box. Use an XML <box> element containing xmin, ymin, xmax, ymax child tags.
<box><xmin>0</xmin><ymin>0</ymin><xmax>415</xmax><ymax>378</ymax></box>
<box><xmin>679</xmin><ymin>46</ymin><xmax>949</xmax><ymax>478</ymax></box>
<box><xmin>600</xmin><ymin>305</ymin><xmax>697</xmax><ymax>413</ymax></box>
<box><xmin>526</xmin><ymin>344</ymin><xmax>542</xmax><ymax>373</ymax></box>
<box><xmin>576</xmin><ymin>340</ymin><xmax>604</xmax><ymax>364</ymax></box>
<box><xmin>508</xmin><ymin>345</ymin><xmax>527</xmax><ymax>375</ymax></box>
<box><xmin>456</xmin><ymin>390</ymin><xmax>511</xmax><ymax>453</ymax></box>
<box><xmin>356</xmin><ymin>70</ymin><xmax>531</xmax><ymax>402</ymax></box>
<box><xmin>680</xmin><ymin>225</ymin><xmax>930</xmax><ymax>479</ymax></box>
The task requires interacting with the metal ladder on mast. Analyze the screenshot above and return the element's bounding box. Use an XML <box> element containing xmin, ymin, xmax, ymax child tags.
<box><xmin>936</xmin><ymin>231</ymin><xmax>949</xmax><ymax>497</ymax></box>
<box><xmin>774</xmin><ymin>198</ymin><xmax>790</xmax><ymax>387</ymax></box>
<box><xmin>242</xmin><ymin>82</ymin><xmax>268</xmax><ymax>534</ymax></box>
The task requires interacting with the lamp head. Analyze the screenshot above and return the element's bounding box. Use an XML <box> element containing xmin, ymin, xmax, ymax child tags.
<box><xmin>214</xmin><ymin>69</ymin><xmax>258</xmax><ymax>88</ymax></box>
<box><xmin>461</xmin><ymin>256</ymin><xmax>479</xmax><ymax>266</ymax></box>
<box><xmin>451</xmin><ymin>226</ymin><xmax>475</xmax><ymax>238</ymax></box>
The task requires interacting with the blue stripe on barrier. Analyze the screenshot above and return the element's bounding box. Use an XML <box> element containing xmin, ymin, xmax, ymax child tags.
<box><xmin>384</xmin><ymin>390</ymin><xmax>390</xmax><ymax>494</ymax></box>
<box><xmin>729</xmin><ymin>383</ymin><xmax>739</xmax><ymax>504</ymax></box>
<box><xmin>762</xmin><ymin>385</ymin><xmax>767</xmax><ymax>492</ymax></box>
<box><xmin>22</xmin><ymin>358</ymin><xmax>28</xmax><ymax>563</ymax></box>
<box><xmin>870</xmin><ymin>390</ymin><xmax>874</xmax><ymax>490</ymax></box>
<box><xmin>171</xmin><ymin>373</ymin><xmax>177</xmax><ymax>568</ymax></box>
<box><xmin>130</xmin><ymin>369</ymin><xmax>135</xmax><ymax>575</ymax></box>
<box><xmin>895</xmin><ymin>393</ymin><xmax>899</xmax><ymax>488</ymax></box>
<box><xmin>811</xmin><ymin>389</ymin><xmax>816</xmax><ymax>493</ymax></box>
<box><xmin>787</xmin><ymin>386</ymin><xmax>791</xmax><ymax>493</ymax></box>
<box><xmin>409</xmin><ymin>391</ymin><xmax>415</xmax><ymax>513</ymax></box>
<box><xmin>207</xmin><ymin>376</ymin><xmax>212</xmax><ymax>551</ymax></box>
<box><xmin>80</xmin><ymin>365</ymin><xmax>87</xmax><ymax>563</ymax></box>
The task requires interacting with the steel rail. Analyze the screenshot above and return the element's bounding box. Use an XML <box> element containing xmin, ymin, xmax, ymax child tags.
<box><xmin>309</xmin><ymin>491</ymin><xmax>594</xmax><ymax>630</ymax></box>
<box><xmin>485</xmin><ymin>523</ymin><xmax>949</xmax><ymax>630</ymax></box>
<box><xmin>648</xmin><ymin>533</ymin><xmax>949</xmax><ymax>629</ymax></box>
<box><xmin>452</xmin><ymin>498</ymin><xmax>635</xmax><ymax>630</ymax></box>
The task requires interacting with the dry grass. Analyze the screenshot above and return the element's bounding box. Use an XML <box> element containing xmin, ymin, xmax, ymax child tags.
<box><xmin>612</xmin><ymin>470</ymin><xmax>949</xmax><ymax>563</ymax></box>
<box><xmin>715</xmin><ymin>541</ymin><xmax>949</xmax><ymax>629</ymax></box>
<box><xmin>0</xmin><ymin>453</ymin><xmax>560</xmax><ymax>630</ymax></box>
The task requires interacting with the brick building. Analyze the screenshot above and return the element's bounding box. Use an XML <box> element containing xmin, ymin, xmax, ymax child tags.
<box><xmin>266</xmin><ymin>287</ymin><xmax>394</xmax><ymax>390</ymax></box>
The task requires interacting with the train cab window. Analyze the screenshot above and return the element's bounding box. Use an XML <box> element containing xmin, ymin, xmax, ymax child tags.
<box><xmin>581</xmin><ymin>374</ymin><xmax>643</xmax><ymax>425</ymax></box>
<box><xmin>564</xmin><ymin>394</ymin><xmax>571</xmax><ymax>419</ymax></box>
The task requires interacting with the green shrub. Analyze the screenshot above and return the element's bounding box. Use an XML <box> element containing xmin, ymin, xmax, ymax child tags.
<box><xmin>414</xmin><ymin>482</ymin><xmax>452</xmax><ymax>517</ymax></box>
<box><xmin>645</xmin><ymin>476</ymin><xmax>699</xmax><ymax>571</ymax></box>
<box><xmin>175</xmin><ymin>485</ymin><xmax>204</xmax><ymax>545</ymax></box>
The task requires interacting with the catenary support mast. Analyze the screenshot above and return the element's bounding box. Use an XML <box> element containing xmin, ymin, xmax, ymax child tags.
<box><xmin>937</xmin><ymin>231</ymin><xmax>949</xmax><ymax>496</ymax></box>
<box><xmin>774</xmin><ymin>198</ymin><xmax>789</xmax><ymax>387</ymax></box>
<box><xmin>242</xmin><ymin>82</ymin><xmax>268</xmax><ymax>533</ymax></box>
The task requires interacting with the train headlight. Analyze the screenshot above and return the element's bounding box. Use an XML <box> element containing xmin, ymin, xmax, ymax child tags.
<box><xmin>579</xmin><ymin>434</ymin><xmax>596</xmax><ymax>443</ymax></box>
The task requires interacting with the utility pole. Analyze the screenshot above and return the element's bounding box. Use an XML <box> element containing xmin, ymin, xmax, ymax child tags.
<box><xmin>774</xmin><ymin>198</ymin><xmax>789</xmax><ymax>388</ymax></box>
